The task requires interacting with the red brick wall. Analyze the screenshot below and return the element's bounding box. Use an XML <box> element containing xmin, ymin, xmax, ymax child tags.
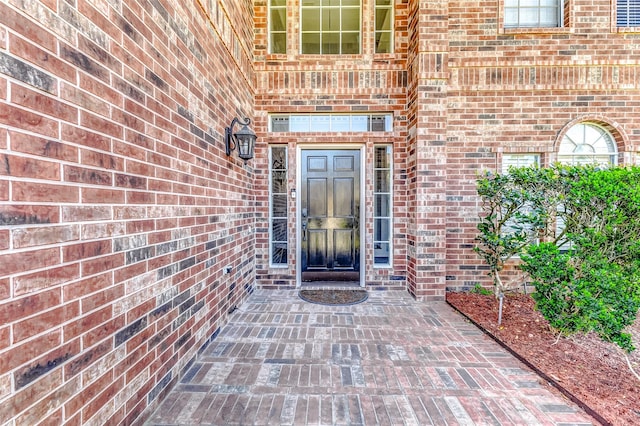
<box><xmin>2</xmin><ymin>0</ymin><xmax>640</xmax><ymax>422</ymax></box>
<box><xmin>445</xmin><ymin>0</ymin><xmax>640</xmax><ymax>289</ymax></box>
<box><xmin>0</xmin><ymin>0</ymin><xmax>256</xmax><ymax>424</ymax></box>
<box><xmin>252</xmin><ymin>0</ymin><xmax>640</xmax><ymax>299</ymax></box>
<box><xmin>406</xmin><ymin>0</ymin><xmax>451</xmax><ymax>300</ymax></box>
<box><xmin>253</xmin><ymin>0</ymin><xmax>411</xmax><ymax>289</ymax></box>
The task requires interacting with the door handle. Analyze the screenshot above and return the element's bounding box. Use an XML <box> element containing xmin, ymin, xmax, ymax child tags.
<box><xmin>302</xmin><ymin>221</ymin><xmax>307</xmax><ymax>241</ymax></box>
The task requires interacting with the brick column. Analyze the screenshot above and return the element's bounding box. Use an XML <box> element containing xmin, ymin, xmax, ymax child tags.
<box><xmin>406</xmin><ymin>0</ymin><xmax>449</xmax><ymax>301</ymax></box>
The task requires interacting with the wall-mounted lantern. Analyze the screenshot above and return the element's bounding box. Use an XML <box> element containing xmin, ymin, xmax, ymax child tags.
<box><xmin>225</xmin><ymin>117</ymin><xmax>256</xmax><ymax>162</ymax></box>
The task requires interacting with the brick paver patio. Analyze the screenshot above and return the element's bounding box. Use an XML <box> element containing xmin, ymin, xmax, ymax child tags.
<box><xmin>147</xmin><ymin>290</ymin><xmax>595</xmax><ymax>425</ymax></box>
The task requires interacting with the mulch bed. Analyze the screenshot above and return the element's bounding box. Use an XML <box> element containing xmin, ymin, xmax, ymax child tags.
<box><xmin>299</xmin><ymin>289</ymin><xmax>368</xmax><ymax>306</ymax></box>
<box><xmin>446</xmin><ymin>292</ymin><xmax>640</xmax><ymax>426</ymax></box>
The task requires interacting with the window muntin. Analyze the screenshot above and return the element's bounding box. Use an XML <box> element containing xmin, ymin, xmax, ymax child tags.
<box><xmin>375</xmin><ymin>0</ymin><xmax>393</xmax><ymax>53</ymax></box>
<box><xmin>374</xmin><ymin>146</ymin><xmax>392</xmax><ymax>266</ymax></box>
<box><xmin>301</xmin><ymin>0</ymin><xmax>361</xmax><ymax>54</ymax></box>
<box><xmin>269</xmin><ymin>113</ymin><xmax>392</xmax><ymax>132</ymax></box>
<box><xmin>269</xmin><ymin>0</ymin><xmax>287</xmax><ymax>54</ymax></box>
<box><xmin>558</xmin><ymin>123</ymin><xmax>618</xmax><ymax>166</ymax></box>
<box><xmin>270</xmin><ymin>147</ymin><xmax>288</xmax><ymax>266</ymax></box>
<box><xmin>504</xmin><ymin>0</ymin><xmax>563</xmax><ymax>28</ymax></box>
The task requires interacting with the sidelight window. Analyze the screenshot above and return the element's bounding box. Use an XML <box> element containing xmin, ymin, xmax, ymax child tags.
<box><xmin>269</xmin><ymin>0</ymin><xmax>287</xmax><ymax>54</ymax></box>
<box><xmin>270</xmin><ymin>146</ymin><xmax>288</xmax><ymax>266</ymax></box>
<box><xmin>375</xmin><ymin>0</ymin><xmax>394</xmax><ymax>53</ymax></box>
<box><xmin>374</xmin><ymin>146</ymin><xmax>392</xmax><ymax>266</ymax></box>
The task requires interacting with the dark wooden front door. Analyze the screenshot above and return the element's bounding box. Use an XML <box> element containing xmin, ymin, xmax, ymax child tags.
<box><xmin>301</xmin><ymin>149</ymin><xmax>361</xmax><ymax>282</ymax></box>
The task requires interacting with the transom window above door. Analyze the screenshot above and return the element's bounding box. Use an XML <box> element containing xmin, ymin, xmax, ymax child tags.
<box><xmin>269</xmin><ymin>113</ymin><xmax>393</xmax><ymax>132</ymax></box>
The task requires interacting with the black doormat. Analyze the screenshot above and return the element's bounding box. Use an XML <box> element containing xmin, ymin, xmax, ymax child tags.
<box><xmin>299</xmin><ymin>289</ymin><xmax>368</xmax><ymax>306</ymax></box>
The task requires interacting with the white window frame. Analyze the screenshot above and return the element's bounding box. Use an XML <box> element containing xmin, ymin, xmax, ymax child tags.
<box><xmin>269</xmin><ymin>113</ymin><xmax>393</xmax><ymax>132</ymax></box>
<box><xmin>504</xmin><ymin>0</ymin><xmax>564</xmax><ymax>28</ymax></box>
<box><xmin>502</xmin><ymin>154</ymin><xmax>541</xmax><ymax>251</ymax></box>
<box><xmin>557</xmin><ymin>124</ymin><xmax>617</xmax><ymax>250</ymax></box>
<box><xmin>300</xmin><ymin>0</ymin><xmax>362</xmax><ymax>54</ymax></box>
<box><xmin>502</xmin><ymin>153</ymin><xmax>540</xmax><ymax>172</ymax></box>
<box><xmin>558</xmin><ymin>122</ymin><xmax>618</xmax><ymax>167</ymax></box>
<box><xmin>374</xmin><ymin>145</ymin><xmax>393</xmax><ymax>267</ymax></box>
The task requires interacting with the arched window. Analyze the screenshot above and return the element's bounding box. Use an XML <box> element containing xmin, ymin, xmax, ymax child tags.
<box><xmin>558</xmin><ymin>122</ymin><xmax>618</xmax><ymax>166</ymax></box>
<box><xmin>556</xmin><ymin>122</ymin><xmax>618</xmax><ymax>248</ymax></box>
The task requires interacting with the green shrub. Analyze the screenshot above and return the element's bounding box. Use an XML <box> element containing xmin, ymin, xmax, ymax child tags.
<box><xmin>519</xmin><ymin>243</ymin><xmax>574</xmax><ymax>328</ymax></box>
<box><xmin>474</xmin><ymin>167</ymin><xmax>555</xmax><ymax>296</ymax></box>
<box><xmin>476</xmin><ymin>165</ymin><xmax>640</xmax><ymax>352</ymax></box>
<box><xmin>575</xmin><ymin>262</ymin><xmax>640</xmax><ymax>351</ymax></box>
<box><xmin>470</xmin><ymin>284</ymin><xmax>493</xmax><ymax>296</ymax></box>
<box><xmin>521</xmin><ymin>245</ymin><xmax>640</xmax><ymax>352</ymax></box>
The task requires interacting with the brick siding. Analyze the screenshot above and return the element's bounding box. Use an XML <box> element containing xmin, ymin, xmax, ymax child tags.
<box><xmin>253</xmin><ymin>0</ymin><xmax>411</xmax><ymax>290</ymax></box>
<box><xmin>1</xmin><ymin>0</ymin><xmax>640</xmax><ymax>424</ymax></box>
<box><xmin>445</xmin><ymin>0</ymin><xmax>640</xmax><ymax>289</ymax></box>
<box><xmin>0</xmin><ymin>0</ymin><xmax>256</xmax><ymax>424</ymax></box>
<box><xmin>254</xmin><ymin>0</ymin><xmax>640</xmax><ymax>299</ymax></box>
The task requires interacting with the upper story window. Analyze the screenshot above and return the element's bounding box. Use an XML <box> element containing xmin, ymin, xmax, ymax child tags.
<box><xmin>375</xmin><ymin>0</ymin><xmax>394</xmax><ymax>53</ymax></box>
<box><xmin>269</xmin><ymin>0</ymin><xmax>287</xmax><ymax>53</ymax></box>
<box><xmin>504</xmin><ymin>0</ymin><xmax>564</xmax><ymax>28</ymax></box>
<box><xmin>558</xmin><ymin>123</ymin><xmax>618</xmax><ymax>166</ymax></box>
<box><xmin>301</xmin><ymin>0</ymin><xmax>361</xmax><ymax>54</ymax></box>
<box><xmin>617</xmin><ymin>0</ymin><xmax>640</xmax><ymax>27</ymax></box>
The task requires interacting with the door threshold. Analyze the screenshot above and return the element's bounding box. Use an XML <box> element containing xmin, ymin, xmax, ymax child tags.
<box><xmin>301</xmin><ymin>271</ymin><xmax>360</xmax><ymax>281</ymax></box>
<box><xmin>300</xmin><ymin>281</ymin><xmax>362</xmax><ymax>289</ymax></box>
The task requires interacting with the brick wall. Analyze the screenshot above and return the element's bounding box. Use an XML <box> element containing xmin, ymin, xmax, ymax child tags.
<box><xmin>253</xmin><ymin>0</ymin><xmax>411</xmax><ymax>289</ymax></box>
<box><xmin>0</xmin><ymin>0</ymin><xmax>256</xmax><ymax>424</ymax></box>
<box><xmin>445</xmin><ymin>0</ymin><xmax>640</xmax><ymax>289</ymax></box>
<box><xmin>252</xmin><ymin>0</ymin><xmax>640</xmax><ymax>298</ymax></box>
<box><xmin>2</xmin><ymin>0</ymin><xmax>640</xmax><ymax>422</ymax></box>
<box><xmin>406</xmin><ymin>0</ymin><xmax>450</xmax><ymax>300</ymax></box>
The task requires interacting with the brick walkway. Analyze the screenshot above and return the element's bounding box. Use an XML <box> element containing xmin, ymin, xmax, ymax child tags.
<box><xmin>147</xmin><ymin>290</ymin><xmax>595</xmax><ymax>425</ymax></box>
